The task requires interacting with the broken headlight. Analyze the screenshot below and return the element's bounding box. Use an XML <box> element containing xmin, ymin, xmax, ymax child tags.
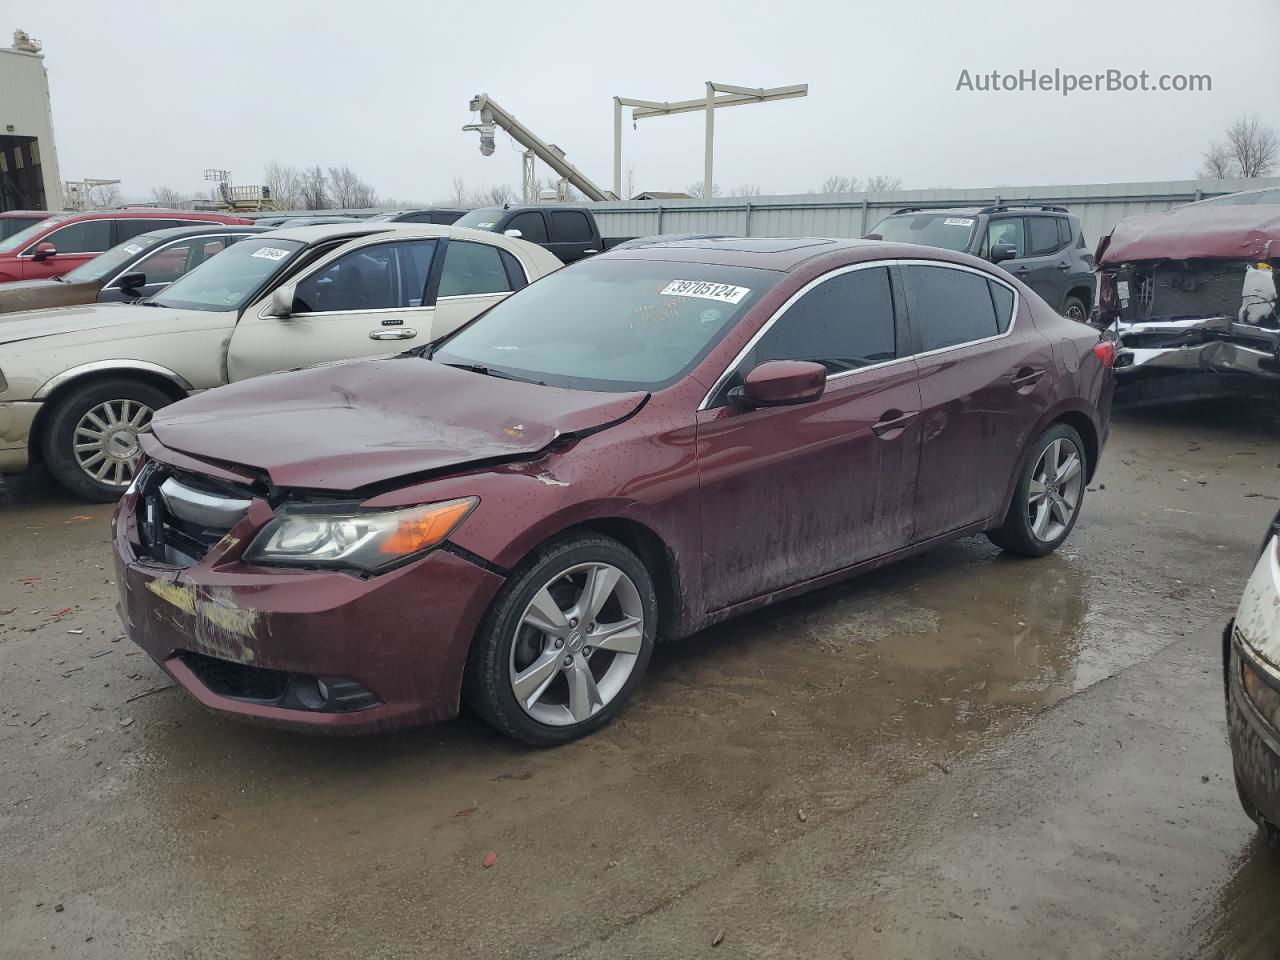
<box><xmin>245</xmin><ymin>497</ymin><xmax>477</xmax><ymax>573</ymax></box>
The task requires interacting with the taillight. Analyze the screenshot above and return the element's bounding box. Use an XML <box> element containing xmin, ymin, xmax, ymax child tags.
<box><xmin>1092</xmin><ymin>340</ymin><xmax>1116</xmax><ymax>368</ymax></box>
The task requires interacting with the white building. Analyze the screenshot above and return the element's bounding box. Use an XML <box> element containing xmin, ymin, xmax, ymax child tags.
<box><xmin>0</xmin><ymin>29</ymin><xmax>62</xmax><ymax>211</ymax></box>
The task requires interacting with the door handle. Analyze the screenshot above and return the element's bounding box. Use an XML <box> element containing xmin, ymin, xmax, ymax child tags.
<box><xmin>1055</xmin><ymin>261</ymin><xmax>1071</xmax><ymax>271</ymax></box>
<box><xmin>369</xmin><ymin>328</ymin><xmax>418</xmax><ymax>341</ymax></box>
<box><xmin>871</xmin><ymin>410</ymin><xmax>918</xmax><ymax>437</ymax></box>
<box><xmin>1013</xmin><ymin>266</ymin><xmax>1031</xmax><ymax>275</ymax></box>
<box><xmin>1011</xmin><ymin>366</ymin><xmax>1045</xmax><ymax>389</ymax></box>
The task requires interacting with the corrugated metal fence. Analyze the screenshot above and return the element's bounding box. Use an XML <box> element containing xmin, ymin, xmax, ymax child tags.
<box><xmin>587</xmin><ymin>177</ymin><xmax>1280</xmax><ymax>248</ymax></box>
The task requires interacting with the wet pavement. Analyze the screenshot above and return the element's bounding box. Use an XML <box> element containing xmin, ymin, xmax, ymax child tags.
<box><xmin>3</xmin><ymin>399</ymin><xmax>1280</xmax><ymax>958</ymax></box>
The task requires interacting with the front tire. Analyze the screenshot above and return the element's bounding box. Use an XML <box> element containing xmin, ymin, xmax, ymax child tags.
<box><xmin>987</xmin><ymin>423</ymin><xmax>1086</xmax><ymax>557</ymax></box>
<box><xmin>43</xmin><ymin>378</ymin><xmax>173</xmax><ymax>502</ymax></box>
<box><xmin>464</xmin><ymin>534</ymin><xmax>657</xmax><ymax>746</ymax></box>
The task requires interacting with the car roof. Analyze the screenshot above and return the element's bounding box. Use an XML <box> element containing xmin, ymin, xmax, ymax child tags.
<box><xmin>32</xmin><ymin>209</ymin><xmax>244</xmax><ymax>223</ymax></box>
<box><xmin>600</xmin><ymin>237</ymin><xmax>881</xmax><ymax>271</ymax></box>
<box><xmin>125</xmin><ymin>224</ymin><xmax>269</xmax><ymax>242</ymax></box>
<box><xmin>0</xmin><ymin>209</ymin><xmax>50</xmax><ymax>219</ymax></box>
<box><xmin>258</xmin><ymin>223</ymin><xmax>539</xmax><ymax>247</ymax></box>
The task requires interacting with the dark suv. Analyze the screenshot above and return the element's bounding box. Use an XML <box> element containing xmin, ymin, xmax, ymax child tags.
<box><xmin>869</xmin><ymin>205</ymin><xmax>1096</xmax><ymax>322</ymax></box>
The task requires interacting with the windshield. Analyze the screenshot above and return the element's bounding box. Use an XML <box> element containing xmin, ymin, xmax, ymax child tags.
<box><xmin>62</xmin><ymin>234</ymin><xmax>163</xmax><ymax>283</ymax></box>
<box><xmin>433</xmin><ymin>258</ymin><xmax>783</xmax><ymax>391</ymax></box>
<box><xmin>0</xmin><ymin>213</ymin><xmax>71</xmax><ymax>254</ymax></box>
<box><xmin>1194</xmin><ymin>190</ymin><xmax>1280</xmax><ymax>206</ymax></box>
<box><xmin>151</xmin><ymin>238</ymin><xmax>305</xmax><ymax>311</ymax></box>
<box><xmin>871</xmin><ymin>213</ymin><xmax>977</xmax><ymax>252</ymax></box>
<box><xmin>453</xmin><ymin>208</ymin><xmax>503</xmax><ymax>231</ymax></box>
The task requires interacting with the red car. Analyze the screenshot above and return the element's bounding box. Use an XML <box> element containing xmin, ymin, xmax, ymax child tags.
<box><xmin>0</xmin><ymin>209</ymin><xmax>250</xmax><ymax>282</ymax></box>
<box><xmin>0</xmin><ymin>210</ymin><xmax>51</xmax><ymax>240</ymax></box>
<box><xmin>112</xmin><ymin>238</ymin><xmax>1114</xmax><ymax>744</ymax></box>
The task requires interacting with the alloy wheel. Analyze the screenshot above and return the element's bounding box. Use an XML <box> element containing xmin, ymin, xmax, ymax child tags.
<box><xmin>508</xmin><ymin>562</ymin><xmax>645</xmax><ymax>727</ymax></box>
<box><xmin>73</xmin><ymin>399</ymin><xmax>152</xmax><ymax>488</ymax></box>
<box><xmin>1027</xmin><ymin>436</ymin><xmax>1083</xmax><ymax>542</ymax></box>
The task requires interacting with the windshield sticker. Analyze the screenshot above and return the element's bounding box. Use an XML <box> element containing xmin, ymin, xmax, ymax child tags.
<box><xmin>943</xmin><ymin>217</ymin><xmax>975</xmax><ymax>226</ymax></box>
<box><xmin>475</xmin><ymin>222</ymin><xmax>497</xmax><ymax>229</ymax></box>
<box><xmin>123</xmin><ymin>244</ymin><xmax>143</xmax><ymax>255</ymax></box>
<box><xmin>659</xmin><ymin>280</ymin><xmax>750</xmax><ymax>304</ymax></box>
<box><xmin>251</xmin><ymin>246</ymin><xmax>291</xmax><ymax>261</ymax></box>
<box><xmin>1116</xmin><ymin>280</ymin><xmax>1131</xmax><ymax>300</ymax></box>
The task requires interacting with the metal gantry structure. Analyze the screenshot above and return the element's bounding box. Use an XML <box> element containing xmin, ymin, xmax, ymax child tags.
<box><xmin>614</xmin><ymin>82</ymin><xmax>808</xmax><ymax>200</ymax></box>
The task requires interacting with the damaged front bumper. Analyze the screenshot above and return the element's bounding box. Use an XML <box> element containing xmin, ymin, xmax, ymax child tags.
<box><xmin>1100</xmin><ymin>260</ymin><xmax>1280</xmax><ymax>382</ymax></box>
<box><xmin>1112</xmin><ymin>315</ymin><xmax>1280</xmax><ymax>380</ymax></box>
<box><xmin>111</xmin><ymin>462</ymin><xmax>506</xmax><ymax>735</ymax></box>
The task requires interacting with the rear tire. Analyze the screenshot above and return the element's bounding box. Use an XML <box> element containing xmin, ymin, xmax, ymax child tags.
<box><xmin>464</xmin><ymin>534</ymin><xmax>657</xmax><ymax>746</ymax></box>
<box><xmin>1062</xmin><ymin>295</ymin><xmax>1089</xmax><ymax>323</ymax></box>
<box><xmin>44</xmin><ymin>378</ymin><xmax>173</xmax><ymax>502</ymax></box>
<box><xmin>987</xmin><ymin>423</ymin><xmax>1086</xmax><ymax>557</ymax></box>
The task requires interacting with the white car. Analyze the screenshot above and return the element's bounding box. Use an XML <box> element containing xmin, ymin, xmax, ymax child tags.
<box><xmin>0</xmin><ymin>224</ymin><xmax>562</xmax><ymax>500</ymax></box>
<box><xmin>1226</xmin><ymin>511</ymin><xmax>1280</xmax><ymax>847</ymax></box>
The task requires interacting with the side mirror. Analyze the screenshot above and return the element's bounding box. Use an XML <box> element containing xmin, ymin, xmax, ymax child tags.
<box><xmin>117</xmin><ymin>271</ymin><xmax>146</xmax><ymax>292</ymax></box>
<box><xmin>729</xmin><ymin>360</ymin><xmax>827</xmax><ymax>408</ymax></box>
<box><xmin>268</xmin><ymin>282</ymin><xmax>297</xmax><ymax>318</ymax></box>
<box><xmin>991</xmin><ymin>243</ymin><xmax>1019</xmax><ymax>264</ymax></box>
<box><xmin>32</xmin><ymin>242</ymin><xmax>57</xmax><ymax>261</ymax></box>
<box><xmin>503</xmin><ymin>228</ymin><xmax>523</xmax><ymax>238</ymax></box>
<box><xmin>862</xmin><ymin>233</ymin><xmax>883</xmax><ymax>241</ymax></box>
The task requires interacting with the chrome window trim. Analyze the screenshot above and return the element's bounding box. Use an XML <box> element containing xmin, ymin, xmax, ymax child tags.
<box><xmin>435</xmin><ymin>291</ymin><xmax>509</xmax><ymax>302</ymax></box>
<box><xmin>102</xmin><ymin>233</ymin><xmax>232</xmax><ymax>290</ymax></box>
<box><xmin>34</xmin><ymin>360</ymin><xmax>195</xmax><ymax>400</ymax></box>
<box><xmin>17</xmin><ymin>218</ymin><xmax>216</xmax><ymax>258</ymax></box>
<box><xmin>697</xmin><ymin>258</ymin><xmax>1019</xmax><ymax>411</ymax></box>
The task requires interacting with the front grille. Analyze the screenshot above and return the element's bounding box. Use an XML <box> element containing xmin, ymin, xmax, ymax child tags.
<box><xmin>183</xmin><ymin>651</ymin><xmax>289</xmax><ymax>702</ymax></box>
<box><xmin>137</xmin><ymin>465</ymin><xmax>254</xmax><ymax>566</ymax></box>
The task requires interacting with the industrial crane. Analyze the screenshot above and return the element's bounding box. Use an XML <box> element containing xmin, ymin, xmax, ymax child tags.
<box><xmin>464</xmin><ymin>94</ymin><xmax>618</xmax><ymax>203</ymax></box>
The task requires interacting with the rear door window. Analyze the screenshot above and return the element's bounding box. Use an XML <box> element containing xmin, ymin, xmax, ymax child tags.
<box><xmin>749</xmin><ymin>266</ymin><xmax>896</xmax><ymax>374</ymax></box>
<box><xmin>550</xmin><ymin>210</ymin><xmax>592</xmax><ymax>243</ymax></box>
<box><xmin>1027</xmin><ymin>217</ymin><xmax>1062</xmax><ymax>257</ymax></box>
<box><xmin>505</xmin><ymin>211</ymin><xmax>547</xmax><ymax>243</ymax></box>
<box><xmin>133</xmin><ymin>241</ymin><xmax>194</xmax><ymax>284</ymax></box>
<box><xmin>902</xmin><ymin>265</ymin><xmax>1001</xmax><ymax>351</ymax></box>
<box><xmin>438</xmin><ymin>240</ymin><xmax>511</xmax><ymax>297</ymax></box>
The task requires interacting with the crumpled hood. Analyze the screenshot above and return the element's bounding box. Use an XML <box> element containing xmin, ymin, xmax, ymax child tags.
<box><xmin>149</xmin><ymin>358</ymin><xmax>648</xmax><ymax>491</ymax></box>
<box><xmin>1099</xmin><ymin>204</ymin><xmax>1280</xmax><ymax>265</ymax></box>
<box><xmin>0</xmin><ymin>300</ymin><xmax>222</xmax><ymax>346</ymax></box>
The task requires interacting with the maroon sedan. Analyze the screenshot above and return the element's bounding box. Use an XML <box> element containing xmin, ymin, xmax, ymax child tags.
<box><xmin>112</xmin><ymin>238</ymin><xmax>1114</xmax><ymax>745</ymax></box>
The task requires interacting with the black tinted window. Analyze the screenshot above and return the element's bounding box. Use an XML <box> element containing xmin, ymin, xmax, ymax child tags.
<box><xmin>295</xmin><ymin>239</ymin><xmax>436</xmax><ymax>313</ymax></box>
<box><xmin>751</xmin><ymin>267</ymin><xmax>896</xmax><ymax>374</ymax></box>
<box><xmin>550</xmin><ymin>210</ymin><xmax>592</xmax><ymax>243</ymax></box>
<box><xmin>438</xmin><ymin>240</ymin><xmax>510</xmax><ymax>297</ymax></box>
<box><xmin>42</xmin><ymin>219</ymin><xmax>112</xmax><ymax>254</ymax></box>
<box><xmin>117</xmin><ymin>219</ymin><xmax>189</xmax><ymax>241</ymax></box>
<box><xmin>506</xmin><ymin>211</ymin><xmax>547</xmax><ymax>243</ymax></box>
<box><xmin>984</xmin><ymin>218</ymin><xmax>1023</xmax><ymax>257</ymax></box>
<box><xmin>1027</xmin><ymin>217</ymin><xmax>1062</xmax><ymax>256</ymax></box>
<box><xmin>1057</xmin><ymin>218</ymin><xmax>1072</xmax><ymax>247</ymax></box>
<box><xmin>499</xmin><ymin>249</ymin><xmax>528</xmax><ymax>290</ymax></box>
<box><xmin>988</xmin><ymin>280</ymin><xmax>1015</xmax><ymax>333</ymax></box>
<box><xmin>903</xmin><ymin>265</ymin><xmax>999</xmax><ymax>351</ymax></box>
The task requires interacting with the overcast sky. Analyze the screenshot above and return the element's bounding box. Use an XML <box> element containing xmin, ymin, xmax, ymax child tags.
<box><xmin>8</xmin><ymin>0</ymin><xmax>1277</xmax><ymax>203</ymax></box>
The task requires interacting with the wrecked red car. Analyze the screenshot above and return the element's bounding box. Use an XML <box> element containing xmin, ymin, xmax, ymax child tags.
<box><xmin>112</xmin><ymin>238</ymin><xmax>1114</xmax><ymax>745</ymax></box>
<box><xmin>1095</xmin><ymin>188</ymin><xmax>1280</xmax><ymax>385</ymax></box>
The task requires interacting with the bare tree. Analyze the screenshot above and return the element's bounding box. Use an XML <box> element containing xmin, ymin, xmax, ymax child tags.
<box><xmin>263</xmin><ymin>162</ymin><xmax>305</xmax><ymax>209</ymax></box>
<box><xmin>326</xmin><ymin>165</ymin><xmax>378</xmax><ymax>209</ymax></box>
<box><xmin>729</xmin><ymin>184</ymin><xmax>763</xmax><ymax>197</ymax></box>
<box><xmin>863</xmin><ymin>175</ymin><xmax>903</xmax><ymax>192</ymax></box>
<box><xmin>623</xmin><ymin>165</ymin><xmax>637</xmax><ymax>200</ymax></box>
<box><xmin>1198</xmin><ymin>141</ymin><xmax>1236</xmax><ymax>179</ymax></box>
<box><xmin>484</xmin><ymin>183</ymin><xmax>516</xmax><ymax>206</ymax></box>
<box><xmin>149</xmin><ymin>186</ymin><xmax>184</xmax><ymax>207</ymax></box>
<box><xmin>818</xmin><ymin>175</ymin><xmax>859</xmax><ymax>194</ymax></box>
<box><xmin>86</xmin><ymin>183</ymin><xmax>122</xmax><ymax>208</ymax></box>
<box><xmin>686</xmin><ymin>181</ymin><xmax>722</xmax><ymax>199</ymax></box>
<box><xmin>1226</xmin><ymin>114</ymin><xmax>1278</xmax><ymax>178</ymax></box>
<box><xmin>449</xmin><ymin>176</ymin><xmax>470</xmax><ymax>207</ymax></box>
<box><xmin>301</xmin><ymin>166</ymin><xmax>328</xmax><ymax>209</ymax></box>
